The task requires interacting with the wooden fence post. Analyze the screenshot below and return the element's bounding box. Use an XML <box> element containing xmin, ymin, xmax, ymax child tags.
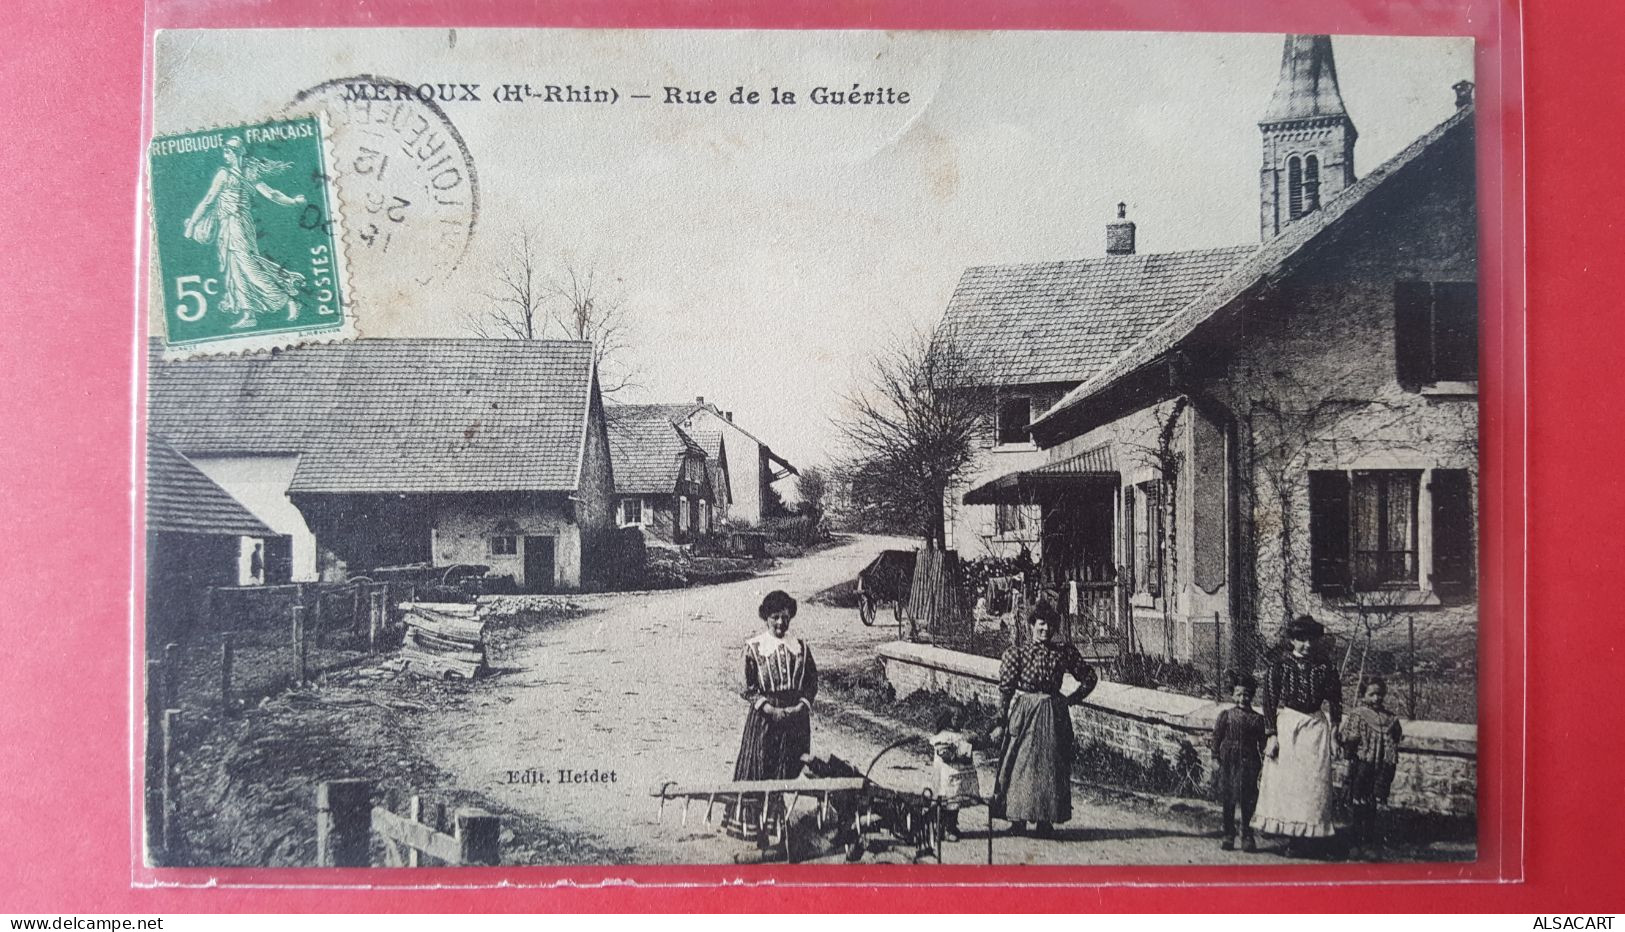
<box><xmin>316</xmin><ymin>779</ymin><xmax>375</xmax><ymax>867</ymax></box>
<box><xmin>454</xmin><ymin>808</ymin><xmax>501</xmax><ymax>866</ymax></box>
<box><xmin>220</xmin><ymin>635</ymin><xmax>234</xmax><ymax>716</ymax></box>
<box><xmin>160</xmin><ymin>709</ymin><xmax>181</xmax><ymax>864</ymax></box>
<box><xmin>369</xmin><ymin>589</ymin><xmax>383</xmax><ymax>653</ymax></box>
<box><xmin>407</xmin><ymin>795</ymin><xmax>424</xmax><ymax>867</ymax></box>
<box><xmin>292</xmin><ymin>605</ymin><xmax>308</xmax><ymax>685</ymax></box>
<box><xmin>1407</xmin><ymin>616</ymin><xmax>1419</xmax><ymax>720</ymax></box>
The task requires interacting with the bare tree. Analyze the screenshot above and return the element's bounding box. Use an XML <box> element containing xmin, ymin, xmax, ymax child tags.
<box><xmin>465</xmin><ymin>228</ymin><xmax>640</xmax><ymax>401</ymax></box>
<box><xmin>467</xmin><ymin>225</ymin><xmax>547</xmax><ymax>341</ymax></box>
<box><xmin>835</xmin><ymin>327</ymin><xmax>991</xmax><ymax>548</ymax></box>
<box><xmin>547</xmin><ymin>262</ymin><xmax>637</xmax><ymax>398</ymax></box>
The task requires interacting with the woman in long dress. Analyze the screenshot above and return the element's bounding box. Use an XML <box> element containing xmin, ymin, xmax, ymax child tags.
<box><xmin>992</xmin><ymin>601</ymin><xmax>1097</xmax><ymax>837</ymax></box>
<box><xmin>183</xmin><ymin>137</ymin><xmax>307</xmax><ymax>329</ymax></box>
<box><xmin>727</xmin><ymin>590</ymin><xmax>817</xmax><ymax>838</ymax></box>
<box><xmin>1253</xmin><ymin>614</ymin><xmax>1343</xmax><ymax>854</ymax></box>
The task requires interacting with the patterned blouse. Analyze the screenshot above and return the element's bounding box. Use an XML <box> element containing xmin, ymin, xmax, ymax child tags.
<box><xmin>1340</xmin><ymin>705</ymin><xmax>1403</xmax><ymax>765</ymax></box>
<box><xmin>741</xmin><ymin>635</ymin><xmax>818</xmax><ymax>710</ymax></box>
<box><xmin>998</xmin><ymin>639</ymin><xmax>1098</xmax><ymax>705</ymax></box>
<box><xmin>1262</xmin><ymin>654</ymin><xmax>1342</xmax><ymax>733</ymax></box>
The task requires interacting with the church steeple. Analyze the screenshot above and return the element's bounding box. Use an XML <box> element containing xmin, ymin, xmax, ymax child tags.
<box><xmin>1259</xmin><ymin>35</ymin><xmax>1358</xmax><ymax>241</ymax></box>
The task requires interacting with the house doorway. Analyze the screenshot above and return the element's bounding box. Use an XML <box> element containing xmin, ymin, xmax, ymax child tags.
<box><xmin>523</xmin><ymin>536</ymin><xmax>556</xmax><ymax>593</ymax></box>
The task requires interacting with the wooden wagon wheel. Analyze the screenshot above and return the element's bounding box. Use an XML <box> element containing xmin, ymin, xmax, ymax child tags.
<box><xmin>858</xmin><ymin>594</ymin><xmax>878</xmax><ymax>627</ymax></box>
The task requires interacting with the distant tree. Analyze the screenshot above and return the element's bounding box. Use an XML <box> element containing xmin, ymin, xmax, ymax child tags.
<box><xmin>796</xmin><ymin>467</ymin><xmax>828</xmax><ymax>525</ymax></box>
<box><xmin>547</xmin><ymin>261</ymin><xmax>637</xmax><ymax>399</ymax></box>
<box><xmin>762</xmin><ymin>482</ymin><xmax>793</xmax><ymax>520</ymax></box>
<box><xmin>466</xmin><ymin>226</ymin><xmax>640</xmax><ymax>401</ymax></box>
<box><xmin>835</xmin><ymin>327</ymin><xmax>991</xmax><ymax>548</ymax></box>
<box><xmin>468</xmin><ymin>225</ymin><xmax>546</xmax><ymax>341</ymax></box>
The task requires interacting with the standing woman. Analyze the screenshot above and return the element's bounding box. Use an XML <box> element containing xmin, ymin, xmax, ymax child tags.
<box><xmin>733</xmin><ymin>590</ymin><xmax>818</xmax><ymax>782</ymax></box>
<box><xmin>992</xmin><ymin>601</ymin><xmax>1098</xmax><ymax>837</ymax></box>
<box><xmin>1253</xmin><ymin>614</ymin><xmax>1343</xmax><ymax>854</ymax></box>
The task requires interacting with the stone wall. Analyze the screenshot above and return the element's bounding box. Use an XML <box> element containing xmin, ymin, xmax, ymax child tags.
<box><xmin>878</xmin><ymin>641</ymin><xmax>1476</xmax><ymax>817</ymax></box>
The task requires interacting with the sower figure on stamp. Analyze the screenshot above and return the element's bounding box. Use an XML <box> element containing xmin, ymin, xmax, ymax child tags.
<box><xmin>990</xmin><ymin>601</ymin><xmax>1097</xmax><ymax>839</ymax></box>
<box><xmin>1253</xmin><ymin>615</ymin><xmax>1342</xmax><ymax>857</ymax></box>
<box><xmin>1340</xmin><ymin>677</ymin><xmax>1403</xmax><ymax>858</ymax></box>
<box><xmin>183</xmin><ymin>136</ymin><xmax>307</xmax><ymax>329</ymax></box>
<box><xmin>726</xmin><ymin>590</ymin><xmax>817</xmax><ymax>843</ymax></box>
<box><xmin>1212</xmin><ymin>671</ymin><xmax>1269</xmax><ymax>852</ymax></box>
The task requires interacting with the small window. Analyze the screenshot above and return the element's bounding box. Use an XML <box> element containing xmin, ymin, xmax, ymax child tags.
<box><xmin>1304</xmin><ymin>154</ymin><xmax>1321</xmax><ymax>212</ymax></box>
<box><xmin>996</xmin><ymin>397</ymin><xmax>1033</xmax><ymax>446</ymax></box>
<box><xmin>1352</xmin><ymin>471</ymin><xmax>1419</xmax><ymax>589</ymax></box>
<box><xmin>677</xmin><ymin>496</ymin><xmax>688</xmax><ymax>531</ymax></box>
<box><xmin>1309</xmin><ymin>469</ymin><xmax>1423</xmax><ymax>592</ymax></box>
<box><xmin>619</xmin><ymin>498</ymin><xmax>643</xmax><ymax>527</ymax></box>
<box><xmin>1395</xmin><ymin>282</ymin><xmax>1479</xmax><ymax>387</ymax></box>
<box><xmin>489</xmin><ymin>535</ymin><xmax>517</xmax><ymax>556</ymax></box>
<box><xmin>1288</xmin><ymin>155</ymin><xmax>1304</xmax><ymax>220</ymax></box>
<box><xmin>995</xmin><ymin>502</ymin><xmax>1030</xmax><ymax>536</ymax></box>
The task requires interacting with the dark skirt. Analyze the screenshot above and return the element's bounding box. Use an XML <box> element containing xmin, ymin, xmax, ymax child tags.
<box><xmin>992</xmin><ymin>690</ymin><xmax>1074</xmax><ymax>823</ymax></box>
<box><xmin>733</xmin><ymin>704</ymin><xmax>811</xmax><ymax>781</ymax></box>
<box><xmin>1217</xmin><ymin>745</ymin><xmax>1263</xmax><ymax>804</ymax></box>
<box><xmin>1345</xmin><ymin>758</ymin><xmax>1397</xmax><ymax>806</ymax></box>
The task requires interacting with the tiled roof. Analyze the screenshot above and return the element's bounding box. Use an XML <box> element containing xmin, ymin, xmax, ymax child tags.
<box><xmin>148</xmin><ymin>339</ymin><xmax>596</xmax><ymax>494</ymax></box>
<box><xmin>608</xmin><ymin>405</ymin><xmax>705</xmax><ymax>495</ymax></box>
<box><xmin>1035</xmin><ymin>105</ymin><xmax>1475</xmax><ymax>434</ymax></box>
<box><xmin>938</xmin><ymin>246</ymin><xmax>1255</xmax><ymax>387</ymax></box>
<box><xmin>146</xmin><ymin>434</ymin><xmax>274</xmax><ymax>537</ymax></box>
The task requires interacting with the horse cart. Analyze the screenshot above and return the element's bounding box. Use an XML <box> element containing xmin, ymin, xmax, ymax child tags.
<box><xmin>855</xmin><ymin>549</ymin><xmax>917</xmax><ymax>627</ymax></box>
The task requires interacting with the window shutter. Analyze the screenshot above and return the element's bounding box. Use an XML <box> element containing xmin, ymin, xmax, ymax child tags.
<box><xmin>1433</xmin><ymin>282</ymin><xmax>1479</xmax><ymax>382</ymax></box>
<box><xmin>1394</xmin><ymin>281</ymin><xmax>1432</xmax><ymax>389</ymax></box>
<box><xmin>1309</xmin><ymin>470</ymin><xmax>1352</xmax><ymax>592</ymax></box>
<box><xmin>1122</xmin><ymin>486</ymin><xmax>1136</xmax><ymax>593</ymax></box>
<box><xmin>1430</xmin><ymin>469</ymin><xmax>1475</xmax><ymax>590</ymax></box>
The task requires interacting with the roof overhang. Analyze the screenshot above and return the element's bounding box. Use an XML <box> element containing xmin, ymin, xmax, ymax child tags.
<box><xmin>963</xmin><ymin>447</ymin><xmax>1119</xmax><ymax>505</ymax></box>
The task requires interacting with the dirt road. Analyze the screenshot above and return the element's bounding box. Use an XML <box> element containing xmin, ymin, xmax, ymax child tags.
<box><xmin>410</xmin><ymin>536</ymin><xmax>1467</xmax><ymax>866</ymax></box>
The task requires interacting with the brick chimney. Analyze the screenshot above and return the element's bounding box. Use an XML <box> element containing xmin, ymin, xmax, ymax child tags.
<box><xmin>1106</xmin><ymin>202</ymin><xmax>1136</xmax><ymax>256</ymax></box>
<box><xmin>724</xmin><ymin>411</ymin><xmax>734</xmax><ymax>422</ymax></box>
<box><xmin>695</xmin><ymin>395</ymin><xmax>705</xmax><ymax>405</ymax></box>
<box><xmin>1453</xmin><ymin>80</ymin><xmax>1475</xmax><ymax>109</ymax></box>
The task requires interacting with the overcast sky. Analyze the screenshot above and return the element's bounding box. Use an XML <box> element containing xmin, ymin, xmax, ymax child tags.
<box><xmin>153</xmin><ymin>28</ymin><xmax>1473</xmax><ymax>477</ymax></box>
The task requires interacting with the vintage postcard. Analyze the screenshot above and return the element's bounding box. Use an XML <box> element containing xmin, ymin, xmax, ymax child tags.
<box><xmin>142</xmin><ymin>28</ymin><xmax>1480</xmax><ymax>869</ymax></box>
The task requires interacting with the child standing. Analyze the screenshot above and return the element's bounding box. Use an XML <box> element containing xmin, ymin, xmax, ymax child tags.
<box><xmin>1212</xmin><ymin>672</ymin><xmax>1269</xmax><ymax>851</ymax></box>
<box><xmin>1340</xmin><ymin>678</ymin><xmax>1404</xmax><ymax>856</ymax></box>
<box><xmin>929</xmin><ymin>706</ymin><xmax>987</xmax><ymax>842</ymax></box>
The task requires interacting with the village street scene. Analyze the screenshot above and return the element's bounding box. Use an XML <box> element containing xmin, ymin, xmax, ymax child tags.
<box><xmin>143</xmin><ymin>30</ymin><xmax>1481</xmax><ymax>868</ymax></box>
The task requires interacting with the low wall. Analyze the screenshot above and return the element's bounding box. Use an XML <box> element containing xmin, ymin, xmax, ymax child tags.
<box><xmin>877</xmin><ymin>641</ymin><xmax>1476</xmax><ymax>818</ymax></box>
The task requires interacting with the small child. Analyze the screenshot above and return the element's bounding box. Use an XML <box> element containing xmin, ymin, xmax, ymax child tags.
<box><xmin>1340</xmin><ymin>678</ymin><xmax>1404</xmax><ymax>856</ymax></box>
<box><xmin>929</xmin><ymin>705</ymin><xmax>987</xmax><ymax>842</ymax></box>
<box><xmin>1212</xmin><ymin>671</ymin><xmax>1269</xmax><ymax>851</ymax></box>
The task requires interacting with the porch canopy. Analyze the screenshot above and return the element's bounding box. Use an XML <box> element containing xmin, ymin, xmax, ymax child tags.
<box><xmin>963</xmin><ymin>445</ymin><xmax>1118</xmax><ymax>505</ymax></box>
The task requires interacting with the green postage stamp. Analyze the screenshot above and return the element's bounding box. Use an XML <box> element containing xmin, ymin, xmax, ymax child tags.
<box><xmin>148</xmin><ymin>115</ymin><xmax>354</xmax><ymax>357</ymax></box>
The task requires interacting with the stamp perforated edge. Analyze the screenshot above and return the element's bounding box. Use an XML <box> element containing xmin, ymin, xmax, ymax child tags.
<box><xmin>149</xmin><ymin>109</ymin><xmax>361</xmax><ymax>361</ymax></box>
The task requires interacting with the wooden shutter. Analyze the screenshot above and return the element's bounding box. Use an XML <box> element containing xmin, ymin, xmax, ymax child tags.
<box><xmin>1122</xmin><ymin>486</ymin><xmax>1136</xmax><ymax>593</ymax></box>
<box><xmin>1309</xmin><ymin>470</ymin><xmax>1352</xmax><ymax>592</ymax></box>
<box><xmin>1433</xmin><ymin>282</ymin><xmax>1479</xmax><ymax>382</ymax></box>
<box><xmin>1430</xmin><ymin>469</ymin><xmax>1475</xmax><ymax>590</ymax></box>
<box><xmin>1394</xmin><ymin>281</ymin><xmax>1432</xmax><ymax>389</ymax></box>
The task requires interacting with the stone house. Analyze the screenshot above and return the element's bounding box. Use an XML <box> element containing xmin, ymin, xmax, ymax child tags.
<box><xmin>607</xmin><ymin>405</ymin><xmax>718</xmax><ymax>543</ymax></box>
<box><xmin>617</xmin><ymin>398</ymin><xmax>796</xmax><ymax>527</ymax></box>
<box><xmin>956</xmin><ymin>36</ymin><xmax>1479</xmax><ymax>670</ymax></box>
<box><xmin>147</xmin><ymin>338</ymin><xmax>616</xmax><ymax>593</ymax></box>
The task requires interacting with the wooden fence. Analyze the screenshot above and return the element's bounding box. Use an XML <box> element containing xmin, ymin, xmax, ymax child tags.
<box><xmin>316</xmin><ymin>779</ymin><xmax>501</xmax><ymax>867</ymax></box>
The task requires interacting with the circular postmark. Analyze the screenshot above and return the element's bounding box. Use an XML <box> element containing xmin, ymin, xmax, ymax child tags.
<box><xmin>288</xmin><ymin>75</ymin><xmax>480</xmax><ymax>294</ymax></box>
